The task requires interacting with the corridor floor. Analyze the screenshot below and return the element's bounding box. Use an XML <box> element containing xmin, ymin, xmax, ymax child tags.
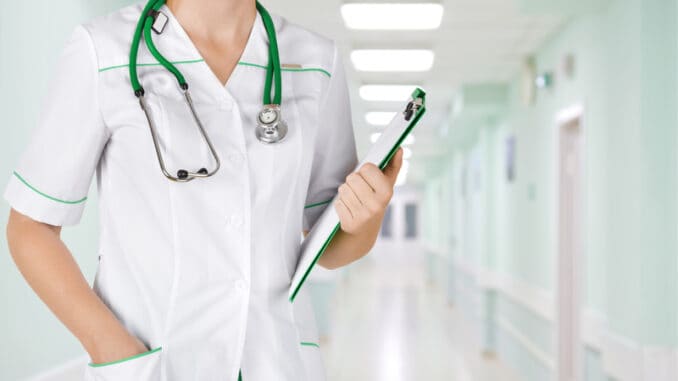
<box><xmin>320</xmin><ymin>246</ymin><xmax>523</xmax><ymax>381</ymax></box>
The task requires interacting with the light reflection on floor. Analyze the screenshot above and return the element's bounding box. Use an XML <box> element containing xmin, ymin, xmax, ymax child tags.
<box><xmin>320</xmin><ymin>246</ymin><xmax>523</xmax><ymax>381</ymax></box>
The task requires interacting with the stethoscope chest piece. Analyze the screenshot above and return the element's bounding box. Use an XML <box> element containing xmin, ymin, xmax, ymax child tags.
<box><xmin>256</xmin><ymin>105</ymin><xmax>287</xmax><ymax>144</ymax></box>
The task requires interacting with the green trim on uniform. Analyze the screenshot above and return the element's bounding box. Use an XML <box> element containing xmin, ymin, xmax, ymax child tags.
<box><xmin>88</xmin><ymin>346</ymin><xmax>162</xmax><ymax>368</ymax></box>
<box><xmin>300</xmin><ymin>341</ymin><xmax>320</xmax><ymax>348</ymax></box>
<box><xmin>12</xmin><ymin>171</ymin><xmax>87</xmax><ymax>205</ymax></box>
<box><xmin>304</xmin><ymin>199</ymin><xmax>332</xmax><ymax>209</ymax></box>
<box><xmin>238</xmin><ymin>61</ymin><xmax>331</xmax><ymax>77</ymax></box>
<box><xmin>98</xmin><ymin>59</ymin><xmax>331</xmax><ymax>77</ymax></box>
<box><xmin>98</xmin><ymin>59</ymin><xmax>205</xmax><ymax>72</ymax></box>
<box><xmin>238</xmin><ymin>369</ymin><xmax>243</xmax><ymax>381</ymax></box>
<box><xmin>280</xmin><ymin>66</ymin><xmax>331</xmax><ymax>77</ymax></box>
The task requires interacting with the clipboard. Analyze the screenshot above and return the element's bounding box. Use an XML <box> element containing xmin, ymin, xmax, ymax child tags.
<box><xmin>289</xmin><ymin>87</ymin><xmax>427</xmax><ymax>302</ymax></box>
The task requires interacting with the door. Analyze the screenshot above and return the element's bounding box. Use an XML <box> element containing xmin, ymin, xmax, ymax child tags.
<box><xmin>557</xmin><ymin>112</ymin><xmax>583</xmax><ymax>381</ymax></box>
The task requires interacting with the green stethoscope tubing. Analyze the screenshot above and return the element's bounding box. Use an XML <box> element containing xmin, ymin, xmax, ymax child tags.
<box><xmin>129</xmin><ymin>0</ymin><xmax>282</xmax><ymax>105</ymax></box>
<box><xmin>128</xmin><ymin>0</ymin><xmax>284</xmax><ymax>182</ymax></box>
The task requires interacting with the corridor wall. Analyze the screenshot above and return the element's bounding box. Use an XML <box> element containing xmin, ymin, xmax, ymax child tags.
<box><xmin>422</xmin><ymin>0</ymin><xmax>678</xmax><ymax>380</ymax></box>
<box><xmin>0</xmin><ymin>1</ymin><xmax>137</xmax><ymax>379</ymax></box>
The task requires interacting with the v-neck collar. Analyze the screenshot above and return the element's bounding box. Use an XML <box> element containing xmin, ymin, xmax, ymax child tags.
<box><xmin>158</xmin><ymin>3</ymin><xmax>267</xmax><ymax>96</ymax></box>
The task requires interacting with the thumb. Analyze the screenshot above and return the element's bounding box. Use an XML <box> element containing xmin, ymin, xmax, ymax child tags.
<box><xmin>382</xmin><ymin>147</ymin><xmax>404</xmax><ymax>186</ymax></box>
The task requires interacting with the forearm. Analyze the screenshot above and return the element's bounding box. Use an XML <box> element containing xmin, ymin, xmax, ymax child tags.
<box><xmin>317</xmin><ymin>211</ymin><xmax>383</xmax><ymax>269</ymax></box>
<box><xmin>6</xmin><ymin>209</ymin><xmax>144</xmax><ymax>362</ymax></box>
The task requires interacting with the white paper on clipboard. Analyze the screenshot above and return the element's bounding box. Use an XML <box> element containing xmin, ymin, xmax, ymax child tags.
<box><xmin>288</xmin><ymin>88</ymin><xmax>427</xmax><ymax>302</ymax></box>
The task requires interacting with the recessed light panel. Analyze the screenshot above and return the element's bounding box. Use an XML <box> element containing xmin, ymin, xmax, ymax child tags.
<box><xmin>359</xmin><ymin>85</ymin><xmax>418</xmax><ymax>102</ymax></box>
<box><xmin>341</xmin><ymin>3</ymin><xmax>444</xmax><ymax>30</ymax></box>
<box><xmin>395</xmin><ymin>159</ymin><xmax>410</xmax><ymax>186</ymax></box>
<box><xmin>351</xmin><ymin>49</ymin><xmax>434</xmax><ymax>72</ymax></box>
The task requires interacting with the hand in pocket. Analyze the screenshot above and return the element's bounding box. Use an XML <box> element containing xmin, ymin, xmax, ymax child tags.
<box><xmin>86</xmin><ymin>340</ymin><xmax>163</xmax><ymax>381</ymax></box>
<box><xmin>88</xmin><ymin>332</ymin><xmax>150</xmax><ymax>365</ymax></box>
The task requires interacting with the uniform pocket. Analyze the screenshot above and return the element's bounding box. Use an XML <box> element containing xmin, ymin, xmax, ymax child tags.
<box><xmin>291</xmin><ymin>288</ymin><xmax>326</xmax><ymax>381</ymax></box>
<box><xmin>298</xmin><ymin>340</ymin><xmax>325</xmax><ymax>381</ymax></box>
<box><xmin>85</xmin><ymin>346</ymin><xmax>163</xmax><ymax>381</ymax></box>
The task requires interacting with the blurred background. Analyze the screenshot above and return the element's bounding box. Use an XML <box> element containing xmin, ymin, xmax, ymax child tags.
<box><xmin>1</xmin><ymin>0</ymin><xmax>677</xmax><ymax>380</ymax></box>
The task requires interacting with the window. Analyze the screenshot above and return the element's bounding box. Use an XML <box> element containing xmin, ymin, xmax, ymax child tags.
<box><xmin>380</xmin><ymin>204</ymin><xmax>393</xmax><ymax>238</ymax></box>
<box><xmin>404</xmin><ymin>203</ymin><xmax>418</xmax><ymax>239</ymax></box>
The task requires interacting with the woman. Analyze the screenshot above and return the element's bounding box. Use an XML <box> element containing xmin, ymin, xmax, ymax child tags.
<box><xmin>4</xmin><ymin>0</ymin><xmax>403</xmax><ymax>380</ymax></box>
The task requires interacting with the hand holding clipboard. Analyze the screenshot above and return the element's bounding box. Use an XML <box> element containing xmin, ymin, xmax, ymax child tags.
<box><xmin>289</xmin><ymin>88</ymin><xmax>427</xmax><ymax>302</ymax></box>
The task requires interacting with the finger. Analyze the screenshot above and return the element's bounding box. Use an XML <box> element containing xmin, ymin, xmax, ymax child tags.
<box><xmin>358</xmin><ymin>163</ymin><xmax>392</xmax><ymax>198</ymax></box>
<box><xmin>337</xmin><ymin>183</ymin><xmax>361</xmax><ymax>217</ymax></box>
<box><xmin>346</xmin><ymin>172</ymin><xmax>376</xmax><ymax>202</ymax></box>
<box><xmin>382</xmin><ymin>147</ymin><xmax>404</xmax><ymax>186</ymax></box>
<box><xmin>334</xmin><ymin>197</ymin><xmax>353</xmax><ymax>223</ymax></box>
<box><xmin>347</xmin><ymin>172</ymin><xmax>385</xmax><ymax>214</ymax></box>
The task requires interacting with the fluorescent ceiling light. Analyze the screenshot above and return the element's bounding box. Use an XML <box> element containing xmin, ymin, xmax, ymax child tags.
<box><xmin>351</xmin><ymin>49</ymin><xmax>434</xmax><ymax>72</ymax></box>
<box><xmin>395</xmin><ymin>159</ymin><xmax>410</xmax><ymax>186</ymax></box>
<box><xmin>365</xmin><ymin>111</ymin><xmax>397</xmax><ymax>126</ymax></box>
<box><xmin>395</xmin><ymin>172</ymin><xmax>407</xmax><ymax>187</ymax></box>
<box><xmin>359</xmin><ymin>85</ymin><xmax>418</xmax><ymax>102</ymax></box>
<box><xmin>403</xmin><ymin>147</ymin><xmax>413</xmax><ymax>159</ymax></box>
<box><xmin>341</xmin><ymin>3</ymin><xmax>444</xmax><ymax>30</ymax></box>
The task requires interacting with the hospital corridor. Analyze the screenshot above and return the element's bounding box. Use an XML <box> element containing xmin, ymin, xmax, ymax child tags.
<box><xmin>317</xmin><ymin>244</ymin><xmax>523</xmax><ymax>381</ymax></box>
<box><xmin>1</xmin><ymin>0</ymin><xmax>677</xmax><ymax>380</ymax></box>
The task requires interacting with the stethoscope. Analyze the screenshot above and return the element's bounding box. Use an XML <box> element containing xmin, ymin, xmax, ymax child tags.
<box><xmin>129</xmin><ymin>0</ymin><xmax>286</xmax><ymax>182</ymax></box>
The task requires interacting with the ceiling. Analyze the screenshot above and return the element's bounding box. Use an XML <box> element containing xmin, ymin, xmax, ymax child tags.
<box><xmin>264</xmin><ymin>0</ymin><xmax>566</xmax><ymax>185</ymax></box>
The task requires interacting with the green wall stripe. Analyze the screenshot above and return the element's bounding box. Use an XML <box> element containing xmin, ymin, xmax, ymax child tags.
<box><xmin>300</xmin><ymin>341</ymin><xmax>320</xmax><ymax>348</ymax></box>
<box><xmin>304</xmin><ymin>199</ymin><xmax>332</xmax><ymax>209</ymax></box>
<box><xmin>12</xmin><ymin>171</ymin><xmax>87</xmax><ymax>205</ymax></box>
<box><xmin>98</xmin><ymin>59</ymin><xmax>331</xmax><ymax>77</ymax></box>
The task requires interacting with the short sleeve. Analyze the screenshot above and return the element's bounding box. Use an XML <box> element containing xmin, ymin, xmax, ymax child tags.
<box><xmin>2</xmin><ymin>24</ymin><xmax>109</xmax><ymax>226</ymax></box>
<box><xmin>302</xmin><ymin>43</ymin><xmax>359</xmax><ymax>231</ymax></box>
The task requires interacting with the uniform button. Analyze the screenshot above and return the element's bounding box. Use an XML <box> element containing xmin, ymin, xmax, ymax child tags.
<box><xmin>228</xmin><ymin>152</ymin><xmax>244</xmax><ymax>164</ymax></box>
<box><xmin>234</xmin><ymin>279</ymin><xmax>247</xmax><ymax>291</ymax></box>
<box><xmin>232</xmin><ymin>214</ymin><xmax>244</xmax><ymax>227</ymax></box>
<box><xmin>226</xmin><ymin>214</ymin><xmax>244</xmax><ymax>228</ymax></box>
<box><xmin>218</xmin><ymin>96</ymin><xmax>233</xmax><ymax>110</ymax></box>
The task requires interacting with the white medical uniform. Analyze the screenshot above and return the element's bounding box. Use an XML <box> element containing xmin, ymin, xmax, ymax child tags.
<box><xmin>2</xmin><ymin>2</ymin><xmax>358</xmax><ymax>380</ymax></box>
